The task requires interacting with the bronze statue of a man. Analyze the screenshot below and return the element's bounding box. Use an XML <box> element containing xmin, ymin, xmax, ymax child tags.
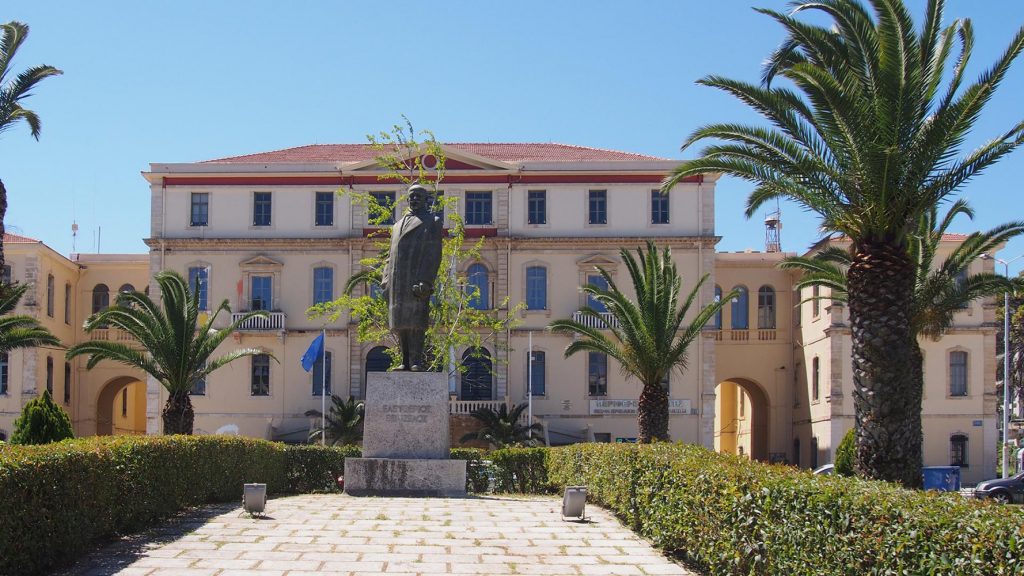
<box><xmin>380</xmin><ymin>184</ymin><xmax>443</xmax><ymax>371</ymax></box>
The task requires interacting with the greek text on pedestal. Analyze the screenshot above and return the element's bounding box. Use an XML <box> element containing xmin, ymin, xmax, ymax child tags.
<box><xmin>382</xmin><ymin>404</ymin><xmax>432</xmax><ymax>423</ymax></box>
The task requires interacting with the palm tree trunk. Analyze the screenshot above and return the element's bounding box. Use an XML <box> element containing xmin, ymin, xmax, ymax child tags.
<box><xmin>638</xmin><ymin>382</ymin><xmax>670</xmax><ymax>443</ymax></box>
<box><xmin>848</xmin><ymin>240</ymin><xmax>922</xmax><ymax>488</ymax></box>
<box><xmin>162</xmin><ymin>391</ymin><xmax>194</xmax><ymax>435</ymax></box>
<box><xmin>0</xmin><ymin>177</ymin><xmax>7</xmax><ymax>273</ymax></box>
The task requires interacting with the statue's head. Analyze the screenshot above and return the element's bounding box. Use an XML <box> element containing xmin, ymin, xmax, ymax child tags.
<box><xmin>407</xmin><ymin>184</ymin><xmax>431</xmax><ymax>213</ymax></box>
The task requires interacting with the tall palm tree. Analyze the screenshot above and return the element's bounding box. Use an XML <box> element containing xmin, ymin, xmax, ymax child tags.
<box><xmin>0</xmin><ymin>282</ymin><xmax>59</xmax><ymax>352</ymax></box>
<box><xmin>663</xmin><ymin>0</ymin><xmax>1024</xmax><ymax>486</ymax></box>
<box><xmin>0</xmin><ymin>21</ymin><xmax>62</xmax><ymax>271</ymax></box>
<box><xmin>66</xmin><ymin>270</ymin><xmax>269</xmax><ymax>435</ymax></box>
<box><xmin>460</xmin><ymin>402</ymin><xmax>542</xmax><ymax>449</ymax></box>
<box><xmin>549</xmin><ymin>241</ymin><xmax>733</xmax><ymax>443</ymax></box>
<box><xmin>305</xmin><ymin>395</ymin><xmax>365</xmax><ymax>446</ymax></box>
<box><xmin>783</xmin><ymin>202</ymin><xmax>1024</xmax><ymax>450</ymax></box>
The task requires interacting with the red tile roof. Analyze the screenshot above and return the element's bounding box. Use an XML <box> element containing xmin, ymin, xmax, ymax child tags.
<box><xmin>3</xmin><ymin>232</ymin><xmax>40</xmax><ymax>243</ymax></box>
<box><xmin>204</xmin><ymin>143</ymin><xmax>670</xmax><ymax>164</ymax></box>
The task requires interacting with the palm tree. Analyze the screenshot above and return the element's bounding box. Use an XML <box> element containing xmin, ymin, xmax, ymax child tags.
<box><xmin>305</xmin><ymin>395</ymin><xmax>365</xmax><ymax>446</ymax></box>
<box><xmin>783</xmin><ymin>202</ymin><xmax>1024</xmax><ymax>448</ymax></box>
<box><xmin>0</xmin><ymin>21</ymin><xmax>62</xmax><ymax>271</ymax></box>
<box><xmin>460</xmin><ymin>402</ymin><xmax>542</xmax><ymax>449</ymax></box>
<box><xmin>549</xmin><ymin>241</ymin><xmax>733</xmax><ymax>443</ymax></box>
<box><xmin>66</xmin><ymin>270</ymin><xmax>269</xmax><ymax>435</ymax></box>
<box><xmin>662</xmin><ymin>0</ymin><xmax>1024</xmax><ymax>486</ymax></box>
<box><xmin>0</xmin><ymin>282</ymin><xmax>59</xmax><ymax>352</ymax></box>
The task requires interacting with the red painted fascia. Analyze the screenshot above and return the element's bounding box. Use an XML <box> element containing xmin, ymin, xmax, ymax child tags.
<box><xmin>161</xmin><ymin>174</ymin><xmax>703</xmax><ymax>187</ymax></box>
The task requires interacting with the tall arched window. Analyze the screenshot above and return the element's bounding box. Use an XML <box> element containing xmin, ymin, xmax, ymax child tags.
<box><xmin>730</xmin><ymin>285</ymin><xmax>749</xmax><ymax>329</ymax></box>
<box><xmin>46</xmin><ymin>274</ymin><xmax>55</xmax><ymax>317</ymax></box>
<box><xmin>461</xmin><ymin>347</ymin><xmax>493</xmax><ymax>401</ymax></box>
<box><xmin>0</xmin><ymin>352</ymin><xmax>8</xmax><ymax>395</ymax></box>
<box><xmin>757</xmin><ymin>285</ymin><xmax>776</xmax><ymax>329</ymax></box>
<box><xmin>793</xmin><ymin>438</ymin><xmax>801</xmax><ymax>468</ymax></box>
<box><xmin>810</xmin><ymin>436</ymin><xmax>819</xmax><ymax>469</ymax></box>
<box><xmin>92</xmin><ymin>284</ymin><xmax>110</xmax><ymax>315</ymax></box>
<box><xmin>365</xmin><ymin>346</ymin><xmax>392</xmax><ymax>383</ymax></box>
<box><xmin>118</xmin><ymin>284</ymin><xmax>135</xmax><ymax>307</ymax></box>
<box><xmin>713</xmin><ymin>285</ymin><xmax>723</xmax><ymax>329</ymax></box>
<box><xmin>812</xmin><ymin>356</ymin><xmax>820</xmax><ymax>401</ymax></box>
<box><xmin>467</xmin><ymin>264</ymin><xmax>489</xmax><ymax>310</ymax></box>
<box><xmin>949</xmin><ymin>351</ymin><xmax>968</xmax><ymax>396</ymax></box>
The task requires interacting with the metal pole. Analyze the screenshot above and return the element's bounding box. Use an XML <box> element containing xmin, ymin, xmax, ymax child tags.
<box><xmin>1004</xmin><ymin>283</ymin><xmax>1011</xmax><ymax>478</ymax></box>
<box><xmin>528</xmin><ymin>331</ymin><xmax>533</xmax><ymax>426</ymax></box>
<box><xmin>321</xmin><ymin>328</ymin><xmax>327</xmax><ymax>447</ymax></box>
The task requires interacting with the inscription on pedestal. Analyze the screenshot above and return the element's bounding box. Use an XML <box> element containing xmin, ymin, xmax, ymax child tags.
<box><xmin>362</xmin><ymin>371</ymin><xmax>450</xmax><ymax>459</ymax></box>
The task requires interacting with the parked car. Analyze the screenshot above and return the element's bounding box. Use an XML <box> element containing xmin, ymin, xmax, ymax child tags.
<box><xmin>972</xmin><ymin>472</ymin><xmax>1024</xmax><ymax>504</ymax></box>
<box><xmin>812</xmin><ymin>464</ymin><xmax>835</xmax><ymax>475</ymax></box>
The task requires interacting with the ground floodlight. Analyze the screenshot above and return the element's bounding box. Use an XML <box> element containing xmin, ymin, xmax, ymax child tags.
<box><xmin>562</xmin><ymin>486</ymin><xmax>587</xmax><ymax>520</ymax></box>
<box><xmin>243</xmin><ymin>483</ymin><xmax>267</xmax><ymax>516</ymax></box>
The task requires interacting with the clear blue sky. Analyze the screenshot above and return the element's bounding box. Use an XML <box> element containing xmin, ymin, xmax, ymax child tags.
<box><xmin>3</xmin><ymin>1</ymin><xmax>1023</xmax><ymax>274</ymax></box>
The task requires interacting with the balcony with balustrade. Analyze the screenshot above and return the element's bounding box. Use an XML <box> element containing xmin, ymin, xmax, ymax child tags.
<box><xmin>231</xmin><ymin>311</ymin><xmax>286</xmax><ymax>331</ymax></box>
<box><xmin>570</xmin><ymin>311</ymin><xmax>620</xmax><ymax>330</ymax></box>
<box><xmin>711</xmin><ymin>329</ymin><xmax>779</xmax><ymax>343</ymax></box>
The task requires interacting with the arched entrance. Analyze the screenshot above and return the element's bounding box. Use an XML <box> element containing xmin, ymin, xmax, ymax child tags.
<box><xmin>96</xmin><ymin>376</ymin><xmax>147</xmax><ymax>436</ymax></box>
<box><xmin>714</xmin><ymin>378</ymin><xmax>769</xmax><ymax>461</ymax></box>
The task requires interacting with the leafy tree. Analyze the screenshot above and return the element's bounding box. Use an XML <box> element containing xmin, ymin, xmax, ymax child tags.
<box><xmin>310</xmin><ymin>118</ymin><xmax>521</xmax><ymax>377</ymax></box>
<box><xmin>549</xmin><ymin>241</ymin><xmax>733</xmax><ymax>443</ymax></box>
<box><xmin>834</xmin><ymin>428</ymin><xmax>856</xmax><ymax>477</ymax></box>
<box><xmin>0</xmin><ymin>21</ymin><xmax>62</xmax><ymax>271</ymax></box>
<box><xmin>0</xmin><ymin>282</ymin><xmax>60</xmax><ymax>353</ymax></box>
<box><xmin>663</xmin><ymin>0</ymin><xmax>1024</xmax><ymax>486</ymax></box>
<box><xmin>66</xmin><ymin>270</ymin><xmax>270</xmax><ymax>435</ymax></box>
<box><xmin>10</xmin><ymin>390</ymin><xmax>73</xmax><ymax>444</ymax></box>
<box><xmin>460</xmin><ymin>402</ymin><xmax>542</xmax><ymax>449</ymax></box>
<box><xmin>305</xmin><ymin>395</ymin><xmax>365</xmax><ymax>446</ymax></box>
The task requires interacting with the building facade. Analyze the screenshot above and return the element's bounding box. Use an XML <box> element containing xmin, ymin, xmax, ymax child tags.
<box><xmin>0</xmin><ymin>142</ymin><xmax>1000</xmax><ymax>483</ymax></box>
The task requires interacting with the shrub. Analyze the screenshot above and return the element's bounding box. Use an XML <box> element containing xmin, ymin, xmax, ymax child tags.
<box><xmin>0</xmin><ymin>435</ymin><xmax>358</xmax><ymax>575</ymax></box>
<box><xmin>451</xmin><ymin>447</ymin><xmax>489</xmax><ymax>492</ymax></box>
<box><xmin>546</xmin><ymin>442</ymin><xmax>1024</xmax><ymax>576</ymax></box>
<box><xmin>490</xmin><ymin>447</ymin><xmax>550</xmax><ymax>493</ymax></box>
<box><xmin>834</xmin><ymin>428</ymin><xmax>856</xmax><ymax>476</ymax></box>
<box><xmin>10</xmin><ymin>390</ymin><xmax>74</xmax><ymax>445</ymax></box>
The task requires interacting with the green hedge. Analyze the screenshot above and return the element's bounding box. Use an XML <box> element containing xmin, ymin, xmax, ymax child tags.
<box><xmin>450</xmin><ymin>447</ymin><xmax>490</xmax><ymax>493</ymax></box>
<box><xmin>546</xmin><ymin>442</ymin><xmax>1024</xmax><ymax>576</ymax></box>
<box><xmin>0</xmin><ymin>435</ymin><xmax>357</xmax><ymax>575</ymax></box>
<box><xmin>490</xmin><ymin>447</ymin><xmax>551</xmax><ymax>493</ymax></box>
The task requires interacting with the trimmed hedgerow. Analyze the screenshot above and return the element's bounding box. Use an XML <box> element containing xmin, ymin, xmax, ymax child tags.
<box><xmin>490</xmin><ymin>447</ymin><xmax>551</xmax><ymax>493</ymax></box>
<box><xmin>450</xmin><ymin>447</ymin><xmax>490</xmax><ymax>493</ymax></box>
<box><xmin>546</xmin><ymin>442</ymin><xmax>1024</xmax><ymax>576</ymax></box>
<box><xmin>0</xmin><ymin>435</ymin><xmax>358</xmax><ymax>575</ymax></box>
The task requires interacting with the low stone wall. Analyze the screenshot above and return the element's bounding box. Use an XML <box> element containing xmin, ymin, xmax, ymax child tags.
<box><xmin>450</xmin><ymin>414</ymin><xmax>487</xmax><ymax>449</ymax></box>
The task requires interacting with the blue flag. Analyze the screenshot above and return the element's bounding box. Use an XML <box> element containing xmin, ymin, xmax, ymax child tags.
<box><xmin>301</xmin><ymin>333</ymin><xmax>324</xmax><ymax>372</ymax></box>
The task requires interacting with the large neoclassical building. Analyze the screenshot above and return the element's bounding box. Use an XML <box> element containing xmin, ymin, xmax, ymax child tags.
<box><xmin>0</xmin><ymin>143</ymin><xmax>1001</xmax><ymax>483</ymax></box>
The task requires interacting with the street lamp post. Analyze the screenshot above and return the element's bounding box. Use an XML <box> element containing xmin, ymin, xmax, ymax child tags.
<box><xmin>983</xmin><ymin>253</ymin><xmax>1024</xmax><ymax>478</ymax></box>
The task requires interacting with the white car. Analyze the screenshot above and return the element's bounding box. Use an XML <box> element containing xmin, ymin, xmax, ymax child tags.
<box><xmin>812</xmin><ymin>464</ymin><xmax>835</xmax><ymax>475</ymax></box>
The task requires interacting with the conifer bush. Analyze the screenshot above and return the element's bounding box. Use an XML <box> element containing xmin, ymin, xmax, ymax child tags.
<box><xmin>10</xmin><ymin>390</ymin><xmax>73</xmax><ymax>445</ymax></box>
<box><xmin>834</xmin><ymin>428</ymin><xmax>856</xmax><ymax>476</ymax></box>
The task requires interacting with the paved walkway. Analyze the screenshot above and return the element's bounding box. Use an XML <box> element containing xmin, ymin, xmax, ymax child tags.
<box><xmin>62</xmin><ymin>494</ymin><xmax>695</xmax><ymax>576</ymax></box>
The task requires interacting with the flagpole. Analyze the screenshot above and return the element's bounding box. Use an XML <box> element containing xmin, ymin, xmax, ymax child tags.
<box><xmin>321</xmin><ymin>328</ymin><xmax>326</xmax><ymax>446</ymax></box>
<box><xmin>528</xmin><ymin>331</ymin><xmax>533</xmax><ymax>429</ymax></box>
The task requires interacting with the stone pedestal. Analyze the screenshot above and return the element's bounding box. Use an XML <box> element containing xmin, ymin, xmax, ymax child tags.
<box><xmin>345</xmin><ymin>371</ymin><xmax>466</xmax><ymax>496</ymax></box>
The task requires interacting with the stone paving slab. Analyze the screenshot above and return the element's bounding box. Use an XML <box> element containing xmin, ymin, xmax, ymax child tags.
<box><xmin>59</xmin><ymin>494</ymin><xmax>696</xmax><ymax>576</ymax></box>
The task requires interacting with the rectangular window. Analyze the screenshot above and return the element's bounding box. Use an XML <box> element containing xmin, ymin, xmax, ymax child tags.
<box><xmin>588</xmin><ymin>190</ymin><xmax>607</xmax><ymax>225</ymax></box>
<box><xmin>950</xmin><ymin>351</ymin><xmax>968</xmax><ymax>396</ymax></box>
<box><xmin>250</xmin><ymin>276</ymin><xmax>272</xmax><ymax>311</ymax></box>
<box><xmin>587</xmin><ymin>274</ymin><xmax>608</xmax><ymax>313</ymax></box>
<box><xmin>370</xmin><ymin>191</ymin><xmax>396</xmax><ymax>225</ymax></box>
<box><xmin>313</xmin><ymin>267</ymin><xmax>333</xmax><ymax>305</ymax></box>
<box><xmin>315</xmin><ymin>192</ymin><xmax>334</xmax><ymax>226</ymax></box>
<box><xmin>794</xmin><ymin>289</ymin><xmax>802</xmax><ymax>327</ymax></box>
<box><xmin>191</xmin><ymin>374</ymin><xmax>206</xmax><ymax>396</ymax></box>
<box><xmin>46</xmin><ymin>274</ymin><xmax>54</xmax><ymax>317</ymax></box>
<box><xmin>121</xmin><ymin>388</ymin><xmax>128</xmax><ymax>417</ymax></box>
<box><xmin>313</xmin><ymin>351</ymin><xmax>332</xmax><ymax>396</ymax></box>
<box><xmin>0</xmin><ymin>353</ymin><xmax>8</xmax><ymax>395</ymax></box>
<box><xmin>253</xmin><ymin>192</ymin><xmax>272</xmax><ymax>226</ymax></box>
<box><xmin>812</xmin><ymin>357</ymin><xmax>820</xmax><ymax>401</ymax></box>
<box><xmin>64</xmin><ymin>362</ymin><xmax>71</xmax><ymax>404</ymax></box>
<box><xmin>951</xmin><ymin>435</ymin><xmax>968</xmax><ymax>467</ymax></box>
<box><xmin>190</xmin><ymin>193</ymin><xmax>209</xmax><ymax>227</ymax></box>
<box><xmin>465</xmin><ymin>192</ymin><xmax>493</xmax><ymax>225</ymax></box>
<box><xmin>651</xmin><ymin>190</ymin><xmax>669</xmax><ymax>224</ymax></box>
<box><xmin>46</xmin><ymin>357</ymin><xmax>53</xmax><ymax>395</ymax></box>
<box><xmin>526</xmin><ymin>266</ymin><xmax>547</xmax><ymax>310</ymax></box>
<box><xmin>588</xmin><ymin>352</ymin><xmax>608</xmax><ymax>396</ymax></box>
<box><xmin>188</xmin><ymin>267</ymin><xmax>209</xmax><ymax>311</ymax></box>
<box><xmin>251</xmin><ymin>354</ymin><xmax>270</xmax><ymax>396</ymax></box>
<box><xmin>528</xmin><ymin>190</ymin><xmax>547</xmax><ymax>225</ymax></box>
<box><xmin>64</xmin><ymin>283</ymin><xmax>72</xmax><ymax>324</ymax></box>
<box><xmin>529</xmin><ymin>351</ymin><xmax>546</xmax><ymax>396</ymax></box>
<box><xmin>812</xmin><ymin>285</ymin><xmax>820</xmax><ymax>317</ymax></box>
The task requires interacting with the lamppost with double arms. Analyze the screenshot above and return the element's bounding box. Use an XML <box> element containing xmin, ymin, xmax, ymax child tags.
<box><xmin>982</xmin><ymin>252</ymin><xmax>1024</xmax><ymax>478</ymax></box>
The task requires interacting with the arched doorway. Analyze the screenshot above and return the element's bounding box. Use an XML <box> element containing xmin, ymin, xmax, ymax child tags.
<box><xmin>96</xmin><ymin>376</ymin><xmax>147</xmax><ymax>436</ymax></box>
<box><xmin>714</xmin><ymin>378</ymin><xmax>769</xmax><ymax>461</ymax></box>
